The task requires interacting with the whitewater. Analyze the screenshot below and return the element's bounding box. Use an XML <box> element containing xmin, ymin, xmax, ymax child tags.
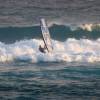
<box><xmin>0</xmin><ymin>38</ymin><xmax>100</xmax><ymax>63</ymax></box>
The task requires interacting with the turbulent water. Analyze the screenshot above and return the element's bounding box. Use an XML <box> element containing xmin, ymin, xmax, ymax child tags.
<box><xmin>0</xmin><ymin>0</ymin><xmax>100</xmax><ymax>100</ymax></box>
<box><xmin>0</xmin><ymin>63</ymin><xmax>100</xmax><ymax>100</ymax></box>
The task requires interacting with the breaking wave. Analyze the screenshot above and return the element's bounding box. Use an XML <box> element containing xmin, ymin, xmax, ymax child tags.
<box><xmin>0</xmin><ymin>23</ymin><xmax>100</xmax><ymax>64</ymax></box>
<box><xmin>0</xmin><ymin>38</ymin><xmax>100</xmax><ymax>63</ymax></box>
<box><xmin>0</xmin><ymin>23</ymin><xmax>100</xmax><ymax>43</ymax></box>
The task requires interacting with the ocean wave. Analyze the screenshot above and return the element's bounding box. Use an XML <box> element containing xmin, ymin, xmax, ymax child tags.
<box><xmin>48</xmin><ymin>22</ymin><xmax>100</xmax><ymax>31</ymax></box>
<box><xmin>0</xmin><ymin>38</ymin><xmax>100</xmax><ymax>63</ymax></box>
<box><xmin>0</xmin><ymin>23</ymin><xmax>100</xmax><ymax>43</ymax></box>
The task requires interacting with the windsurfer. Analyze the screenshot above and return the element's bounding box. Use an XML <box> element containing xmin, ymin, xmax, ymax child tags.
<box><xmin>39</xmin><ymin>18</ymin><xmax>53</xmax><ymax>53</ymax></box>
<box><xmin>39</xmin><ymin>45</ymin><xmax>46</xmax><ymax>53</ymax></box>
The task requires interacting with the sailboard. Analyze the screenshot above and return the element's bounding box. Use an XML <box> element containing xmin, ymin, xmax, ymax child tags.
<box><xmin>40</xmin><ymin>18</ymin><xmax>53</xmax><ymax>53</ymax></box>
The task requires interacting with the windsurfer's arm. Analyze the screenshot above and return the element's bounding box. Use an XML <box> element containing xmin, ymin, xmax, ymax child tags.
<box><xmin>39</xmin><ymin>45</ymin><xmax>46</xmax><ymax>53</ymax></box>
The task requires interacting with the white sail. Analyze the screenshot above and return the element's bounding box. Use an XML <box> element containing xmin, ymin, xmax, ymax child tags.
<box><xmin>40</xmin><ymin>18</ymin><xmax>53</xmax><ymax>53</ymax></box>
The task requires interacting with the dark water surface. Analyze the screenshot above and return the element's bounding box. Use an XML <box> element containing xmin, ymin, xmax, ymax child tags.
<box><xmin>0</xmin><ymin>62</ymin><xmax>100</xmax><ymax>100</ymax></box>
<box><xmin>0</xmin><ymin>0</ymin><xmax>100</xmax><ymax>26</ymax></box>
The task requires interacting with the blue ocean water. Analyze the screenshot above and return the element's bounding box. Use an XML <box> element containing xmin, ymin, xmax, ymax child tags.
<box><xmin>0</xmin><ymin>0</ymin><xmax>100</xmax><ymax>100</ymax></box>
<box><xmin>0</xmin><ymin>62</ymin><xmax>100</xmax><ymax>100</ymax></box>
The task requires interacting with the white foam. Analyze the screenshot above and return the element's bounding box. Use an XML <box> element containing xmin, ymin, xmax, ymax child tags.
<box><xmin>80</xmin><ymin>24</ymin><xmax>100</xmax><ymax>31</ymax></box>
<box><xmin>0</xmin><ymin>38</ymin><xmax>100</xmax><ymax>63</ymax></box>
